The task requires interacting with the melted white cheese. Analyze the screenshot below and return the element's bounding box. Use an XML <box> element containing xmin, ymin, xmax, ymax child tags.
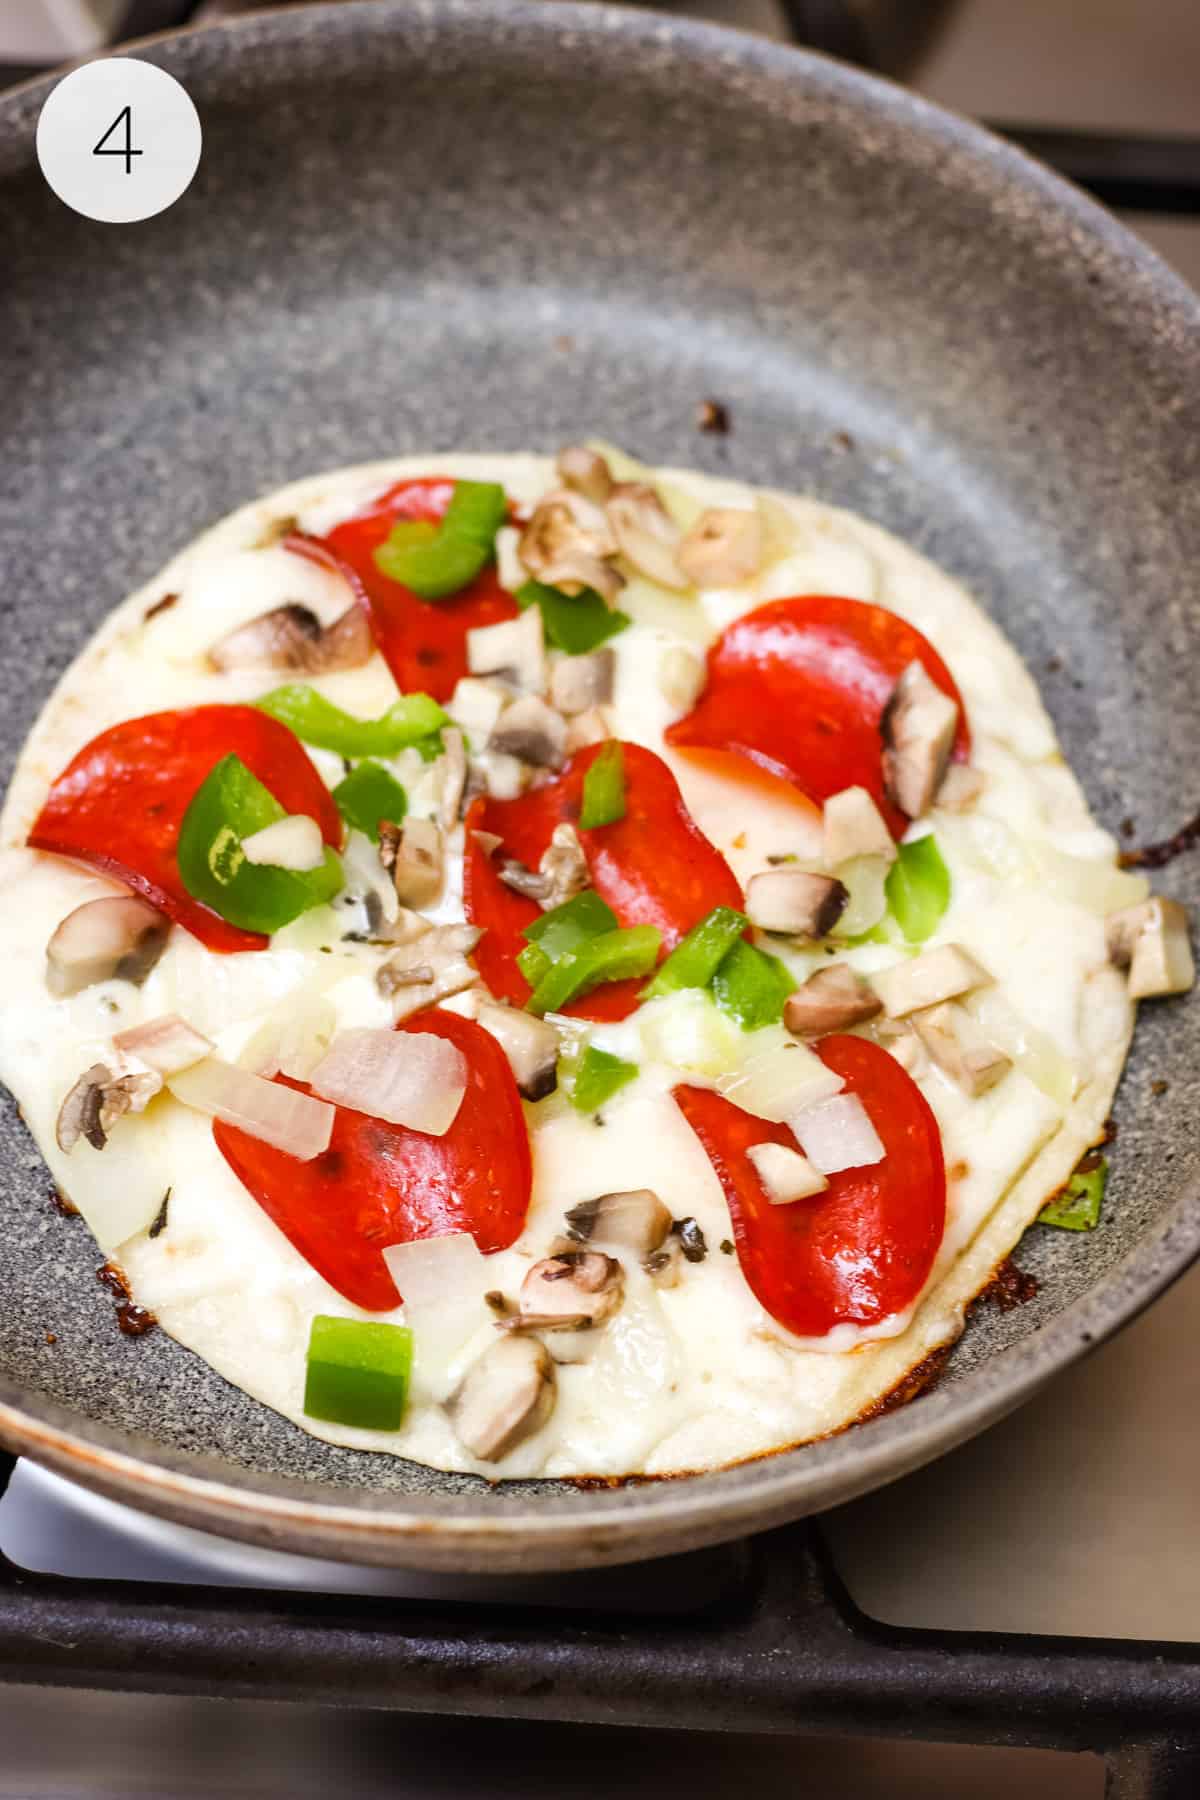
<box><xmin>0</xmin><ymin>453</ymin><xmax>1139</xmax><ymax>1478</ymax></box>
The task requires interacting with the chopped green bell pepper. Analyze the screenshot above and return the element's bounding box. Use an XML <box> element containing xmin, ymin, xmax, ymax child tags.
<box><xmin>332</xmin><ymin>760</ymin><xmax>408</xmax><ymax>842</ymax></box>
<box><xmin>517</xmin><ymin>941</ymin><xmax>553</xmax><ymax>989</ymax></box>
<box><xmin>711</xmin><ymin>939</ymin><xmax>796</xmax><ymax>1030</ymax></box>
<box><xmin>567</xmin><ymin>1045</ymin><xmax>639</xmax><ymax>1113</ymax></box>
<box><xmin>177</xmin><ymin>754</ymin><xmax>342</xmax><ymax>934</ymax></box>
<box><xmin>515</xmin><ymin>579</ymin><xmax>631</xmax><ymax>656</ymax></box>
<box><xmin>885</xmin><ymin>833</ymin><xmax>951</xmax><ymax>944</ymax></box>
<box><xmin>526</xmin><ymin>925</ymin><xmax>662</xmax><ymax>1015</ymax></box>
<box><xmin>256</xmin><ymin>685</ymin><xmax>448</xmax><ymax>758</ymax></box>
<box><xmin>523</xmin><ymin>890</ymin><xmax>618</xmax><ymax>960</ymax></box>
<box><xmin>1039</xmin><ymin>1156</ymin><xmax>1108</xmax><ymax>1232</ymax></box>
<box><xmin>579</xmin><ymin>741</ymin><xmax>626</xmax><ymax>830</ymax></box>
<box><xmin>374</xmin><ymin>480</ymin><xmax>508</xmax><ymax>599</ymax></box>
<box><xmin>640</xmin><ymin>904</ymin><xmax>748</xmax><ymax>1000</ymax></box>
<box><xmin>303</xmin><ymin>1314</ymin><xmax>413</xmax><ymax>1431</ymax></box>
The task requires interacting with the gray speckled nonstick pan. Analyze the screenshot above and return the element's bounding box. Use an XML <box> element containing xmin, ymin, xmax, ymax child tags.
<box><xmin>0</xmin><ymin>0</ymin><xmax>1197</xmax><ymax>1573</ymax></box>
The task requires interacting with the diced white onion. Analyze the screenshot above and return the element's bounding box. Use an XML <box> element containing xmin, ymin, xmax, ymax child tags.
<box><xmin>383</xmin><ymin>1231</ymin><xmax>487</xmax><ymax>1306</ymax></box>
<box><xmin>111</xmin><ymin>1013</ymin><xmax>214</xmax><ymax>1076</ymax></box>
<box><xmin>790</xmin><ymin>1092</ymin><xmax>885</xmax><ymax>1174</ymax></box>
<box><xmin>309</xmin><ymin>1027</ymin><xmax>467</xmax><ymax>1135</ymax></box>
<box><xmin>638</xmin><ymin>991</ymin><xmax>742</xmax><ymax>1077</ymax></box>
<box><xmin>1028</xmin><ymin>842</ymin><xmax>1151</xmax><ymax>918</ymax></box>
<box><xmin>716</xmin><ymin>1026</ymin><xmax>844</xmax><ymax>1122</ymax></box>
<box><xmin>241</xmin><ymin>814</ymin><xmax>325</xmax><ymax>871</ymax></box>
<box><xmin>240</xmin><ymin>997</ymin><xmax>338</xmax><ymax>1081</ymax></box>
<box><xmin>746</xmin><ymin>1141</ymin><xmax>829</xmax><ymax>1204</ymax></box>
<box><xmin>830</xmin><ymin>855</ymin><xmax>890</xmax><ymax>938</ymax></box>
<box><xmin>168</xmin><ymin>1057</ymin><xmax>334</xmax><ymax>1160</ymax></box>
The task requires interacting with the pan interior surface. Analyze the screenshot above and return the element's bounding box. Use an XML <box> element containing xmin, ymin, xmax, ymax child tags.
<box><xmin>0</xmin><ymin>0</ymin><xmax>1196</xmax><ymax>1569</ymax></box>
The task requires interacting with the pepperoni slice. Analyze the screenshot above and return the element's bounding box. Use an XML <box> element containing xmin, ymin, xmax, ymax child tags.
<box><xmin>213</xmin><ymin>1011</ymin><xmax>532</xmax><ymax>1313</ymax></box>
<box><xmin>673</xmin><ymin>1035</ymin><xmax>945</xmax><ymax>1337</ymax></box>
<box><xmin>27</xmin><ymin>705</ymin><xmax>342</xmax><ymax>954</ymax></box>
<box><xmin>464</xmin><ymin>741</ymin><xmax>744</xmax><ymax>1022</ymax></box>
<box><xmin>665</xmin><ymin>595</ymin><xmax>970</xmax><ymax>838</ymax></box>
<box><xmin>311</xmin><ymin>476</ymin><xmax>518</xmax><ymax>701</ymax></box>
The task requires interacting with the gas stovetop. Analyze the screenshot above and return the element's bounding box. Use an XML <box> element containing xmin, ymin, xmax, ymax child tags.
<box><xmin>3</xmin><ymin>4</ymin><xmax>1199</xmax><ymax>1797</ymax></box>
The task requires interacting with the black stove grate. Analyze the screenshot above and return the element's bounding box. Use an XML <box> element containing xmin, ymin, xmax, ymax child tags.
<box><xmin>0</xmin><ymin>1452</ymin><xmax>1196</xmax><ymax>1798</ymax></box>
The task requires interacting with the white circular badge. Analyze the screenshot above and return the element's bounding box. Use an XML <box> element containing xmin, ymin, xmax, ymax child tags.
<box><xmin>36</xmin><ymin>57</ymin><xmax>201</xmax><ymax>224</ymax></box>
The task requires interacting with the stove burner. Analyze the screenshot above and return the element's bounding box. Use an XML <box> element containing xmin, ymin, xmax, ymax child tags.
<box><xmin>0</xmin><ymin>1451</ymin><xmax>1196</xmax><ymax>1796</ymax></box>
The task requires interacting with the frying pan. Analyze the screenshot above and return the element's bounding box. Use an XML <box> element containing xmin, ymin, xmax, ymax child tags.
<box><xmin>0</xmin><ymin>0</ymin><xmax>1197</xmax><ymax>1574</ymax></box>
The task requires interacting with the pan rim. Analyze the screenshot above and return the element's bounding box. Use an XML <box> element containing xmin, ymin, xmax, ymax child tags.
<box><xmin>1</xmin><ymin>0</ymin><xmax>1198</xmax><ymax>1570</ymax></box>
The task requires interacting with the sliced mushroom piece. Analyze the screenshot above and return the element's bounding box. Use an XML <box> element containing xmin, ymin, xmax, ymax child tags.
<box><xmin>676</xmin><ymin>507</ymin><xmax>764</xmax><ymax>589</ymax></box>
<box><xmin>473</xmin><ymin>998</ymin><xmax>560</xmax><ymax>1100</ymax></box>
<box><xmin>380</xmin><ymin>816</ymin><xmax>445</xmax><ymax>908</ymax></box>
<box><xmin>56</xmin><ymin>1062</ymin><xmax>161</xmax><ymax>1154</ymax></box>
<box><xmin>516</xmin><ymin>1251</ymin><xmax>625</xmax><ymax>1328</ymax></box>
<box><xmin>823</xmin><ymin>785</ymin><xmax>897</xmax><ymax>867</ymax></box>
<box><xmin>909</xmin><ymin>1001</ymin><xmax>1013</xmax><ymax>1098</ymax></box>
<box><xmin>643</xmin><ymin>1236</ymin><xmax>684</xmax><ymax>1288</ymax></box>
<box><xmin>1106</xmin><ymin>896</ymin><xmax>1195</xmax><ymax>999</ymax></box>
<box><xmin>745</xmin><ymin>869</ymin><xmax>848</xmax><ymax>939</ymax></box>
<box><xmin>518</xmin><ymin>489</ymin><xmax>618</xmax><ymax>595</ymax></box>
<box><xmin>490</xmin><ymin>695</ymin><xmax>568</xmax><ymax>768</ymax></box>
<box><xmin>46</xmin><ymin>895</ymin><xmax>169</xmax><ymax>999</ymax></box>
<box><xmin>880</xmin><ymin>660</ymin><xmax>960</xmax><ymax>820</ymax></box>
<box><xmin>876</xmin><ymin>1020</ymin><xmax>929</xmax><ymax>1079</ymax></box>
<box><xmin>784</xmin><ymin>963</ymin><xmax>883</xmax><ymax>1037</ymax></box>
<box><xmin>564</xmin><ymin>1188</ymin><xmax>672</xmax><ymax>1256</ymax></box>
<box><xmin>539</xmin><ymin>822</ymin><xmax>588</xmax><ymax>908</ymax></box>
<box><xmin>936</xmin><ymin>763</ymin><xmax>986</xmax><ymax>813</ymax></box>
<box><xmin>871</xmin><ymin>943</ymin><xmax>994</xmax><ymax>1018</ymax></box>
<box><xmin>657</xmin><ymin>644</ymin><xmax>707</xmax><ymax>713</ymax></box>
<box><xmin>499</xmin><ymin>822</ymin><xmax>589</xmax><ymax>912</ymax></box>
<box><xmin>557</xmin><ymin>445</ymin><xmax>614</xmax><ymax>506</ymax></box>
<box><xmin>447</xmin><ymin>676</ymin><xmax>509</xmax><ymax>744</ymax></box>
<box><xmin>746</xmin><ymin>1141</ymin><xmax>829</xmax><ymax>1204</ymax></box>
<box><xmin>447</xmin><ymin>1334</ymin><xmax>556</xmax><ymax>1463</ymax></box>
<box><xmin>466</xmin><ymin>605</ymin><xmax>546</xmax><ymax>695</ymax></box>
<box><xmin>563</xmin><ymin>707</ymin><xmax>611</xmax><ymax>754</ymax></box>
<box><xmin>549</xmin><ymin>649</ymin><xmax>615</xmax><ymax>716</ymax></box>
<box><xmin>208</xmin><ymin>601</ymin><xmax>372</xmax><ymax>675</ymax></box>
<box><xmin>538</xmin><ymin>553</ymin><xmax>627</xmax><ymax>607</ymax></box>
<box><xmin>473</xmin><ymin>750</ymin><xmax>531</xmax><ymax>802</ymax></box>
<box><xmin>606</xmin><ymin>483</ymin><xmax>689</xmax><ymax>591</ymax></box>
<box><xmin>672</xmin><ymin>1216</ymin><xmax>708</xmax><ymax>1263</ymax></box>
<box><xmin>376</xmin><ymin>923</ymin><xmax>482</xmax><ymax>1018</ymax></box>
<box><xmin>435</xmin><ymin>727</ymin><xmax>468</xmax><ymax>831</ymax></box>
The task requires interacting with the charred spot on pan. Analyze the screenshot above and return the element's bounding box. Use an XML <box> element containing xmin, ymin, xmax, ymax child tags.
<box><xmin>96</xmin><ymin>1260</ymin><xmax>131</xmax><ymax>1300</ymax></box>
<box><xmin>828</xmin><ymin>429</ymin><xmax>856</xmax><ymax>454</ymax></box>
<box><xmin>143</xmin><ymin>591</ymin><xmax>179</xmax><ymax>622</ymax></box>
<box><xmin>696</xmin><ymin>398</ymin><xmax>730</xmax><ymax>435</ymax></box>
<box><xmin>1117</xmin><ymin>805</ymin><xmax>1200</xmax><ymax>870</ymax></box>
<box><xmin>148</xmin><ymin>1188</ymin><xmax>172</xmax><ymax>1240</ymax></box>
<box><xmin>980</xmin><ymin>1257</ymin><xmax>1039</xmax><ymax>1312</ymax></box>
<box><xmin>115</xmin><ymin>1301</ymin><xmax>157</xmax><ymax>1338</ymax></box>
<box><xmin>48</xmin><ymin>1185</ymin><xmax>78</xmax><ymax>1218</ymax></box>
